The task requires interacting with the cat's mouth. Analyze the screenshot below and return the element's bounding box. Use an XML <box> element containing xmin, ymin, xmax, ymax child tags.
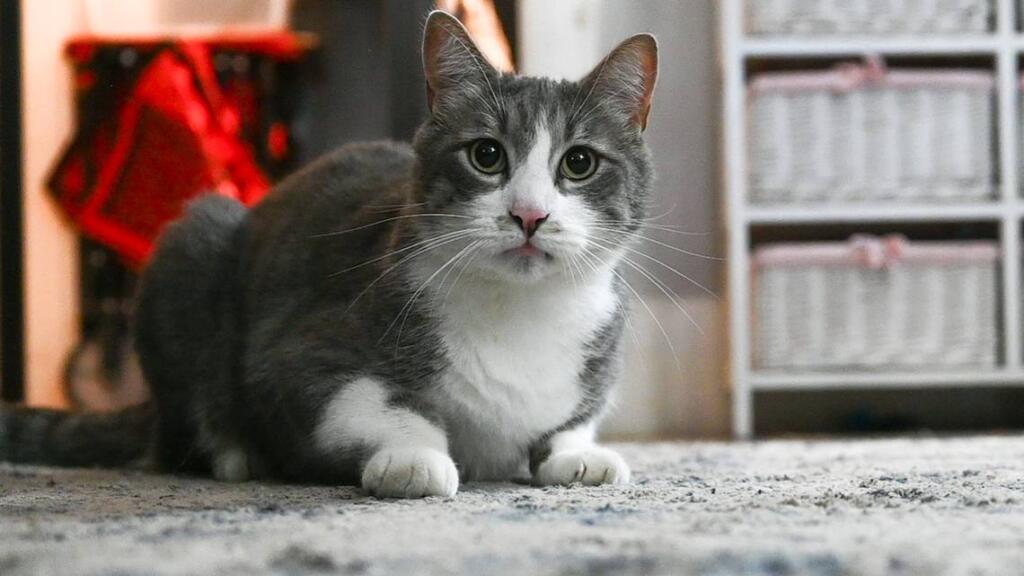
<box><xmin>501</xmin><ymin>241</ymin><xmax>554</xmax><ymax>264</ymax></box>
<box><xmin>506</xmin><ymin>242</ymin><xmax>545</xmax><ymax>258</ymax></box>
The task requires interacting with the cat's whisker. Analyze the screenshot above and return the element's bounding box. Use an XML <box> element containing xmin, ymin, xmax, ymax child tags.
<box><xmin>342</xmin><ymin>232</ymin><xmax>480</xmax><ymax>315</ymax></box>
<box><xmin>312</xmin><ymin>213</ymin><xmax>474</xmax><ymax>238</ymax></box>
<box><xmin>644</xmin><ymin>203</ymin><xmax>679</xmax><ymax>223</ymax></box>
<box><xmin>384</xmin><ymin>238</ymin><xmax>482</xmax><ymax>348</ymax></box>
<box><xmin>570</xmin><ymin>252</ymin><xmax>588</xmax><ymax>294</ymax></box>
<box><xmin>589</xmin><ymin>221</ymin><xmax>710</xmax><ymax>237</ymax></box>
<box><xmin>592</xmin><ymin>205</ymin><xmax>677</xmax><ymax>225</ymax></box>
<box><xmin>588</xmin><ymin>237</ymin><xmax>707</xmax><ymax>336</ymax></box>
<box><xmin>591</xmin><ymin>205</ymin><xmax>713</xmax><ymax>236</ymax></box>
<box><xmin>580</xmin><ymin>245</ymin><xmax>682</xmax><ymax>374</ymax></box>
<box><xmin>329</xmin><ymin>228</ymin><xmax>482</xmax><ymax>277</ymax></box>
<box><xmin>563</xmin><ymin>252</ymin><xmax>582</xmax><ymax>298</ymax></box>
<box><xmin>596</xmin><ymin>244</ymin><xmax>707</xmax><ymax>338</ymax></box>
<box><xmin>574</xmin><ymin>248</ymin><xmax>645</xmax><ymax>359</ymax></box>
<box><xmin>441</xmin><ymin>240</ymin><xmax>485</xmax><ymax>311</ymax></box>
<box><xmin>590</xmin><ymin>226</ymin><xmax>725</xmax><ymax>262</ymax></box>
<box><xmin>435</xmin><ymin>238</ymin><xmax>483</xmax><ymax>304</ymax></box>
<box><xmin>363</xmin><ymin>202</ymin><xmax>428</xmax><ymax>213</ymax></box>
<box><xmin>588</xmin><ymin>234</ymin><xmax>720</xmax><ymax>301</ymax></box>
<box><xmin>638</xmin><ymin>225</ymin><xmax>712</xmax><ymax>237</ymax></box>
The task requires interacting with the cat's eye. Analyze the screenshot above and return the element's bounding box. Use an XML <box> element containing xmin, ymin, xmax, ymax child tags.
<box><xmin>560</xmin><ymin>147</ymin><xmax>598</xmax><ymax>181</ymax></box>
<box><xmin>469</xmin><ymin>139</ymin><xmax>506</xmax><ymax>175</ymax></box>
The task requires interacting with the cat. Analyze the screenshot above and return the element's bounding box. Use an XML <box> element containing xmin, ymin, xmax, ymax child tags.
<box><xmin>0</xmin><ymin>11</ymin><xmax>658</xmax><ymax>498</ymax></box>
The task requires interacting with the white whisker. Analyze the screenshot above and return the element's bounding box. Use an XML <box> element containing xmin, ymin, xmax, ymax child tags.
<box><xmin>341</xmin><ymin>232</ymin><xmax>478</xmax><ymax>315</ymax></box>
<box><xmin>589</xmin><ymin>234</ymin><xmax>720</xmax><ymax>301</ymax></box>
<box><xmin>329</xmin><ymin>228</ymin><xmax>481</xmax><ymax>277</ymax></box>
<box><xmin>312</xmin><ymin>213</ymin><xmax>473</xmax><ymax>238</ymax></box>
<box><xmin>581</xmin><ymin>245</ymin><xmax>682</xmax><ymax>374</ymax></box>
<box><xmin>575</xmin><ymin>248</ymin><xmax>645</xmax><ymax>361</ymax></box>
<box><xmin>384</xmin><ymin>239</ymin><xmax>482</xmax><ymax>348</ymax></box>
<box><xmin>441</xmin><ymin>241</ymin><xmax>485</xmax><ymax>311</ymax></box>
<box><xmin>591</xmin><ymin>226</ymin><xmax>724</xmax><ymax>262</ymax></box>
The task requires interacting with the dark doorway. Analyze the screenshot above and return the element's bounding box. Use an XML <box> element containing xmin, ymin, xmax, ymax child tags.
<box><xmin>1</xmin><ymin>0</ymin><xmax>25</xmax><ymax>402</ymax></box>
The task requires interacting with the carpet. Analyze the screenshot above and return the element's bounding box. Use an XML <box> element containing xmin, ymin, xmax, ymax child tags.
<box><xmin>1</xmin><ymin>436</ymin><xmax>1023</xmax><ymax>575</ymax></box>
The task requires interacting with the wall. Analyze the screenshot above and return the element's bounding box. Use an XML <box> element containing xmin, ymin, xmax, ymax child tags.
<box><xmin>20</xmin><ymin>0</ymin><xmax>86</xmax><ymax>408</ymax></box>
<box><xmin>519</xmin><ymin>0</ymin><xmax>729</xmax><ymax>439</ymax></box>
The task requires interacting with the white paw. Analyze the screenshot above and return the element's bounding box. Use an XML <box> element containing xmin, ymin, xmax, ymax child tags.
<box><xmin>533</xmin><ymin>447</ymin><xmax>631</xmax><ymax>487</ymax></box>
<box><xmin>361</xmin><ymin>447</ymin><xmax>459</xmax><ymax>498</ymax></box>
<box><xmin>212</xmin><ymin>447</ymin><xmax>250</xmax><ymax>482</ymax></box>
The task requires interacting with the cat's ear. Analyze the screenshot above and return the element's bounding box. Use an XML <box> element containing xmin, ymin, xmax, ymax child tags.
<box><xmin>422</xmin><ymin>10</ymin><xmax>499</xmax><ymax>114</ymax></box>
<box><xmin>579</xmin><ymin>34</ymin><xmax>659</xmax><ymax>131</ymax></box>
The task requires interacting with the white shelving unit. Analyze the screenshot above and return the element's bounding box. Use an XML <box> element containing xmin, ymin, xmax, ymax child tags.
<box><xmin>721</xmin><ymin>0</ymin><xmax>1024</xmax><ymax>437</ymax></box>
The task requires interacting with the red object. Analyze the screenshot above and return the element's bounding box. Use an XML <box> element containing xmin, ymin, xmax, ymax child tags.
<box><xmin>267</xmin><ymin>122</ymin><xmax>290</xmax><ymax>161</ymax></box>
<box><xmin>49</xmin><ymin>34</ymin><xmax>310</xmax><ymax>268</ymax></box>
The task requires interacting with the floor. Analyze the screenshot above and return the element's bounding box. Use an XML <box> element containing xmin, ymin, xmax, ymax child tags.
<box><xmin>1</xmin><ymin>436</ymin><xmax>1023</xmax><ymax>576</ymax></box>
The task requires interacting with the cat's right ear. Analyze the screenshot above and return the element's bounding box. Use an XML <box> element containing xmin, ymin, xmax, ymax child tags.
<box><xmin>422</xmin><ymin>10</ymin><xmax>499</xmax><ymax>114</ymax></box>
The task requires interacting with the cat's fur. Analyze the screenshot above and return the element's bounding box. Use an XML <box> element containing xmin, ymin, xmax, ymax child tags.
<box><xmin>0</xmin><ymin>12</ymin><xmax>658</xmax><ymax>498</ymax></box>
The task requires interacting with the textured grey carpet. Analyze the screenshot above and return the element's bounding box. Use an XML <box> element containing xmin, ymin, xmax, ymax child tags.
<box><xmin>2</xmin><ymin>436</ymin><xmax>1023</xmax><ymax>576</ymax></box>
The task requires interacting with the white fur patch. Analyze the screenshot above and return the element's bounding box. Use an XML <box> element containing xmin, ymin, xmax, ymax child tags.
<box><xmin>547</xmin><ymin>422</ymin><xmax>597</xmax><ymax>453</ymax></box>
<box><xmin>315</xmin><ymin>377</ymin><xmax>448</xmax><ymax>453</ymax></box>
<box><xmin>505</xmin><ymin>124</ymin><xmax>555</xmax><ymax>212</ymax></box>
<box><xmin>436</xmin><ymin>270</ymin><xmax>617</xmax><ymax>479</ymax></box>
<box><xmin>316</xmin><ymin>378</ymin><xmax>458</xmax><ymax>498</ymax></box>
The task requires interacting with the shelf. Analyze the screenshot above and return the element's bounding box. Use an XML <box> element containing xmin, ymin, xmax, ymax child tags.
<box><xmin>741</xmin><ymin>36</ymin><xmax>1002</xmax><ymax>57</ymax></box>
<box><xmin>720</xmin><ymin>0</ymin><xmax>1024</xmax><ymax>437</ymax></box>
<box><xmin>751</xmin><ymin>370</ymin><xmax>1024</xmax><ymax>390</ymax></box>
<box><xmin>746</xmin><ymin>203</ymin><xmax>1009</xmax><ymax>224</ymax></box>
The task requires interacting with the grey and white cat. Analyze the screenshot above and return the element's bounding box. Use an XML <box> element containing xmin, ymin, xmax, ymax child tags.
<box><xmin>0</xmin><ymin>12</ymin><xmax>658</xmax><ymax>498</ymax></box>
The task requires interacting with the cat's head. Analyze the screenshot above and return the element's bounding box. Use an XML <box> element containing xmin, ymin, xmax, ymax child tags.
<box><xmin>412</xmin><ymin>11</ymin><xmax>657</xmax><ymax>285</ymax></box>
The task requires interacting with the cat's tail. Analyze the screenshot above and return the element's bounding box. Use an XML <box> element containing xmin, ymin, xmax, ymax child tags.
<box><xmin>0</xmin><ymin>402</ymin><xmax>154</xmax><ymax>468</ymax></box>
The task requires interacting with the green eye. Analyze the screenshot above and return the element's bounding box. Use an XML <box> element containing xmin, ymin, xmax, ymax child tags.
<box><xmin>469</xmin><ymin>139</ymin><xmax>506</xmax><ymax>174</ymax></box>
<box><xmin>560</xmin><ymin>146</ymin><xmax>598</xmax><ymax>180</ymax></box>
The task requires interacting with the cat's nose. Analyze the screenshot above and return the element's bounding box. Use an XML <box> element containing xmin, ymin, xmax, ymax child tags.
<box><xmin>509</xmin><ymin>208</ymin><xmax>550</xmax><ymax>239</ymax></box>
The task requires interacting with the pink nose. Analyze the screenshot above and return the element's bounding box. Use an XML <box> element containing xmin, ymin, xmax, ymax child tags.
<box><xmin>509</xmin><ymin>208</ymin><xmax>550</xmax><ymax>239</ymax></box>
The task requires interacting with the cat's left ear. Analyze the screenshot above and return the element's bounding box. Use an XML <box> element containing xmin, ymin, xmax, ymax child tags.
<box><xmin>422</xmin><ymin>10</ymin><xmax>499</xmax><ymax>114</ymax></box>
<box><xmin>580</xmin><ymin>34</ymin><xmax>659</xmax><ymax>131</ymax></box>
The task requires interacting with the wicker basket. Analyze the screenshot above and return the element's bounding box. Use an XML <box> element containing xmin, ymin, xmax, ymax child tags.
<box><xmin>746</xmin><ymin>0</ymin><xmax>992</xmax><ymax>35</ymax></box>
<box><xmin>749</xmin><ymin>60</ymin><xmax>995</xmax><ymax>204</ymax></box>
<box><xmin>753</xmin><ymin>235</ymin><xmax>999</xmax><ymax>370</ymax></box>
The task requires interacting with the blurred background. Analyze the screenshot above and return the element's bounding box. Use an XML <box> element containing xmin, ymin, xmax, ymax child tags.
<box><xmin>2</xmin><ymin>0</ymin><xmax>1022</xmax><ymax>441</ymax></box>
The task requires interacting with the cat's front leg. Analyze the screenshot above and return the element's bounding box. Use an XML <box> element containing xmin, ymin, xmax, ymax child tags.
<box><xmin>315</xmin><ymin>378</ymin><xmax>458</xmax><ymax>498</ymax></box>
<box><xmin>530</xmin><ymin>423</ymin><xmax>631</xmax><ymax>487</ymax></box>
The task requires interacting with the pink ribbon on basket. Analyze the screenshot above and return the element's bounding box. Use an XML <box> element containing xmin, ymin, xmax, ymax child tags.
<box><xmin>850</xmin><ymin>234</ymin><xmax>909</xmax><ymax>269</ymax></box>
<box><xmin>835</xmin><ymin>55</ymin><xmax>887</xmax><ymax>92</ymax></box>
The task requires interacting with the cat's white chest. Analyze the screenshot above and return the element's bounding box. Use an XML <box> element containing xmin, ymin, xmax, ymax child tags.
<box><xmin>433</xmin><ymin>276</ymin><xmax>616</xmax><ymax>479</ymax></box>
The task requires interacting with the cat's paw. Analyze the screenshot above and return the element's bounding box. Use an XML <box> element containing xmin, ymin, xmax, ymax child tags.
<box><xmin>361</xmin><ymin>447</ymin><xmax>459</xmax><ymax>498</ymax></box>
<box><xmin>533</xmin><ymin>446</ymin><xmax>631</xmax><ymax>487</ymax></box>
